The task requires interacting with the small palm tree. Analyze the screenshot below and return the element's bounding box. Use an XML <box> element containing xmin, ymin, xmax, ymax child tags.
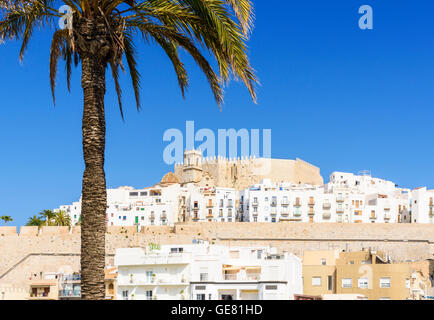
<box><xmin>26</xmin><ymin>215</ymin><xmax>44</xmax><ymax>227</ymax></box>
<box><xmin>40</xmin><ymin>209</ymin><xmax>56</xmax><ymax>226</ymax></box>
<box><xmin>53</xmin><ymin>210</ymin><xmax>72</xmax><ymax>226</ymax></box>
<box><xmin>0</xmin><ymin>215</ymin><xmax>13</xmax><ymax>225</ymax></box>
<box><xmin>1</xmin><ymin>0</ymin><xmax>257</xmax><ymax>299</ymax></box>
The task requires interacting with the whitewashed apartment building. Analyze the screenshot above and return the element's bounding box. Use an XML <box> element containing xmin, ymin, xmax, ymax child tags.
<box><xmin>411</xmin><ymin>187</ymin><xmax>434</xmax><ymax>223</ymax></box>
<box><xmin>240</xmin><ymin>172</ymin><xmax>412</xmax><ymax>224</ymax></box>
<box><xmin>115</xmin><ymin>244</ymin><xmax>302</xmax><ymax>300</ymax></box>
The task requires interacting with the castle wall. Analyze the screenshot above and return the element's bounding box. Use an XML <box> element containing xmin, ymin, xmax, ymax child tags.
<box><xmin>1</xmin><ymin>223</ymin><xmax>433</xmax><ymax>289</ymax></box>
<box><xmin>175</xmin><ymin>155</ymin><xmax>324</xmax><ymax>190</ymax></box>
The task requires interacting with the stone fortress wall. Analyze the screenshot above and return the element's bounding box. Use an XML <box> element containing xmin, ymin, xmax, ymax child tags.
<box><xmin>1</xmin><ymin>223</ymin><xmax>433</xmax><ymax>288</ymax></box>
<box><xmin>174</xmin><ymin>150</ymin><xmax>324</xmax><ymax>190</ymax></box>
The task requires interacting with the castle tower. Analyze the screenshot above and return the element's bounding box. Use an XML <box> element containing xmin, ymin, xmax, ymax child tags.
<box><xmin>181</xmin><ymin>149</ymin><xmax>203</xmax><ymax>183</ymax></box>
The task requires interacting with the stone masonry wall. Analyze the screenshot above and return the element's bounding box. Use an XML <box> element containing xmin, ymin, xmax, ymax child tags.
<box><xmin>0</xmin><ymin>223</ymin><xmax>433</xmax><ymax>287</ymax></box>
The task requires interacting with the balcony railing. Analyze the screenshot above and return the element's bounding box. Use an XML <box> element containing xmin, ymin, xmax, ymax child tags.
<box><xmin>323</xmin><ymin>212</ymin><xmax>331</xmax><ymax>219</ymax></box>
<box><xmin>281</xmin><ymin>200</ymin><xmax>289</xmax><ymax>206</ymax></box>
<box><xmin>62</xmin><ymin>274</ymin><xmax>81</xmax><ymax>281</ymax></box>
<box><xmin>293</xmin><ymin>202</ymin><xmax>301</xmax><ymax>207</ymax></box>
<box><xmin>323</xmin><ymin>203</ymin><xmax>331</xmax><ymax>210</ymax></box>
<box><xmin>336</xmin><ymin>197</ymin><xmax>344</xmax><ymax>202</ymax></box>
<box><xmin>223</xmin><ymin>273</ymin><xmax>261</xmax><ymax>281</ymax></box>
<box><xmin>59</xmin><ymin>290</ymin><xmax>81</xmax><ymax>298</ymax></box>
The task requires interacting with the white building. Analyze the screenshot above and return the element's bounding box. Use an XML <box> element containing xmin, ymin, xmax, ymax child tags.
<box><xmin>114</xmin><ymin>244</ymin><xmax>302</xmax><ymax>300</ymax></box>
<box><xmin>411</xmin><ymin>187</ymin><xmax>434</xmax><ymax>223</ymax></box>
<box><xmin>189</xmin><ymin>187</ymin><xmax>238</xmax><ymax>222</ymax></box>
<box><xmin>239</xmin><ymin>172</ymin><xmax>412</xmax><ymax>224</ymax></box>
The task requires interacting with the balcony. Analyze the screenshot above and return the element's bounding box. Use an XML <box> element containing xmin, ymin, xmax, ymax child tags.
<box><xmin>336</xmin><ymin>209</ymin><xmax>344</xmax><ymax>214</ymax></box>
<box><xmin>323</xmin><ymin>203</ymin><xmax>331</xmax><ymax>210</ymax></box>
<box><xmin>281</xmin><ymin>200</ymin><xmax>289</xmax><ymax>206</ymax></box>
<box><xmin>308</xmin><ymin>209</ymin><xmax>314</xmax><ymax>216</ymax></box>
<box><xmin>223</xmin><ymin>273</ymin><xmax>261</xmax><ymax>281</ymax></box>
<box><xmin>206</xmin><ymin>202</ymin><xmax>214</xmax><ymax>208</ymax></box>
<box><xmin>323</xmin><ymin>212</ymin><xmax>331</xmax><ymax>219</ymax></box>
<box><xmin>293</xmin><ymin>202</ymin><xmax>301</xmax><ymax>207</ymax></box>
<box><xmin>62</xmin><ymin>274</ymin><xmax>81</xmax><ymax>282</ymax></box>
<box><xmin>336</xmin><ymin>197</ymin><xmax>344</xmax><ymax>203</ymax></box>
<box><xmin>270</xmin><ymin>201</ymin><xmax>277</xmax><ymax>207</ymax></box>
<box><xmin>140</xmin><ymin>253</ymin><xmax>191</xmax><ymax>265</ymax></box>
<box><xmin>192</xmin><ymin>205</ymin><xmax>200</xmax><ymax>211</ymax></box>
<box><xmin>59</xmin><ymin>290</ymin><xmax>81</xmax><ymax>298</ymax></box>
<box><xmin>293</xmin><ymin>211</ymin><xmax>302</xmax><ymax>217</ymax></box>
<box><xmin>429</xmin><ymin>209</ymin><xmax>434</xmax><ymax>217</ymax></box>
<box><xmin>308</xmin><ymin>200</ymin><xmax>315</xmax><ymax>207</ymax></box>
<box><xmin>227</xmin><ymin>202</ymin><xmax>234</xmax><ymax>208</ymax></box>
<box><xmin>252</xmin><ymin>201</ymin><xmax>258</xmax><ymax>207</ymax></box>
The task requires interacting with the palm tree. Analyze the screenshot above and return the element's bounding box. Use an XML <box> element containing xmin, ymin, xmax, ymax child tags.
<box><xmin>39</xmin><ymin>209</ymin><xmax>56</xmax><ymax>226</ymax></box>
<box><xmin>0</xmin><ymin>0</ymin><xmax>257</xmax><ymax>299</ymax></box>
<box><xmin>53</xmin><ymin>210</ymin><xmax>71</xmax><ymax>226</ymax></box>
<box><xmin>0</xmin><ymin>215</ymin><xmax>13</xmax><ymax>225</ymax></box>
<box><xmin>26</xmin><ymin>215</ymin><xmax>44</xmax><ymax>227</ymax></box>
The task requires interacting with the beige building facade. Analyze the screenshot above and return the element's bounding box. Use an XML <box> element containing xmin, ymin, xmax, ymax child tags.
<box><xmin>303</xmin><ymin>249</ymin><xmax>432</xmax><ymax>300</ymax></box>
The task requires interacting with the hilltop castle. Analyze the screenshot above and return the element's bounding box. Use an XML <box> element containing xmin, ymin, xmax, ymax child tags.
<box><xmin>173</xmin><ymin>149</ymin><xmax>324</xmax><ymax>190</ymax></box>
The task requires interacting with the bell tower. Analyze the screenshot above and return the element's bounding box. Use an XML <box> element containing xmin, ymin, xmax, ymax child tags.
<box><xmin>181</xmin><ymin>149</ymin><xmax>203</xmax><ymax>183</ymax></box>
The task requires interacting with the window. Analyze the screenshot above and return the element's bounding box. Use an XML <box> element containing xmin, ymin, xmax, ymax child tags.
<box><xmin>200</xmin><ymin>273</ymin><xmax>208</xmax><ymax>281</ymax></box>
<box><xmin>380</xmin><ymin>278</ymin><xmax>391</xmax><ymax>288</ymax></box>
<box><xmin>196</xmin><ymin>294</ymin><xmax>206</xmax><ymax>300</ymax></box>
<box><xmin>129</xmin><ymin>192</ymin><xmax>138</xmax><ymax>197</ymax></box>
<box><xmin>321</xmin><ymin>258</ymin><xmax>326</xmax><ymax>265</ymax></box>
<box><xmin>312</xmin><ymin>277</ymin><xmax>321</xmax><ymax>286</ymax></box>
<box><xmin>140</xmin><ymin>191</ymin><xmax>147</xmax><ymax>196</ymax></box>
<box><xmin>406</xmin><ymin>279</ymin><xmax>410</xmax><ymax>289</ymax></box>
<box><xmin>342</xmin><ymin>278</ymin><xmax>352</xmax><ymax>288</ymax></box>
<box><xmin>358</xmin><ymin>278</ymin><xmax>369</xmax><ymax>289</ymax></box>
<box><xmin>265</xmin><ymin>285</ymin><xmax>278</xmax><ymax>290</ymax></box>
<box><xmin>145</xmin><ymin>290</ymin><xmax>153</xmax><ymax>300</ymax></box>
<box><xmin>122</xmin><ymin>290</ymin><xmax>129</xmax><ymax>300</ymax></box>
<box><xmin>146</xmin><ymin>271</ymin><xmax>153</xmax><ymax>282</ymax></box>
<box><xmin>170</xmin><ymin>247</ymin><xmax>184</xmax><ymax>253</ymax></box>
<box><xmin>195</xmin><ymin>285</ymin><xmax>206</xmax><ymax>290</ymax></box>
<box><xmin>327</xmin><ymin>276</ymin><xmax>333</xmax><ymax>291</ymax></box>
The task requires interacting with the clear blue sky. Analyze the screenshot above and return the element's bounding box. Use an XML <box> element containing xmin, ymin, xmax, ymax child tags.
<box><xmin>1</xmin><ymin>1</ymin><xmax>434</xmax><ymax>226</ymax></box>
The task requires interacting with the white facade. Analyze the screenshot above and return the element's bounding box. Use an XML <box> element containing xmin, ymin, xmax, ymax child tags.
<box><xmin>55</xmin><ymin>171</ymin><xmax>432</xmax><ymax>226</ymax></box>
<box><xmin>189</xmin><ymin>187</ymin><xmax>238</xmax><ymax>222</ymax></box>
<box><xmin>114</xmin><ymin>244</ymin><xmax>302</xmax><ymax>300</ymax></box>
<box><xmin>411</xmin><ymin>187</ymin><xmax>434</xmax><ymax>223</ymax></box>
<box><xmin>239</xmin><ymin>173</ymin><xmax>412</xmax><ymax>224</ymax></box>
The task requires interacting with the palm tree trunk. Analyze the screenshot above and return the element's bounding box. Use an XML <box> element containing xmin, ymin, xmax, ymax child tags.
<box><xmin>80</xmin><ymin>54</ymin><xmax>107</xmax><ymax>300</ymax></box>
